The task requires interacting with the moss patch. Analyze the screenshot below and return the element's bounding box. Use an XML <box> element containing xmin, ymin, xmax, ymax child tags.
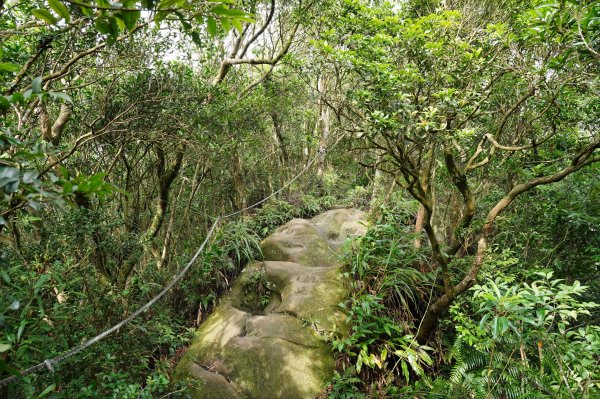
<box><xmin>175</xmin><ymin>208</ymin><xmax>367</xmax><ymax>399</ymax></box>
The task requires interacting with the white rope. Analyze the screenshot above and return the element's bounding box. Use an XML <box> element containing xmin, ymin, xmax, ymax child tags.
<box><xmin>0</xmin><ymin>133</ymin><xmax>347</xmax><ymax>387</ymax></box>
<box><xmin>0</xmin><ymin>218</ymin><xmax>220</xmax><ymax>388</ymax></box>
<box><xmin>221</xmin><ymin>155</ymin><xmax>319</xmax><ymax>218</ymax></box>
<box><xmin>43</xmin><ymin>360</ymin><xmax>54</xmax><ymax>374</ymax></box>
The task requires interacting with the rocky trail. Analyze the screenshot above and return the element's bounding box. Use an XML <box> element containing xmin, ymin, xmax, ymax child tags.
<box><xmin>175</xmin><ymin>208</ymin><xmax>368</xmax><ymax>399</ymax></box>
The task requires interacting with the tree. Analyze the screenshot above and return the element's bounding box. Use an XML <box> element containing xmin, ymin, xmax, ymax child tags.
<box><xmin>318</xmin><ymin>0</ymin><xmax>599</xmax><ymax>341</ymax></box>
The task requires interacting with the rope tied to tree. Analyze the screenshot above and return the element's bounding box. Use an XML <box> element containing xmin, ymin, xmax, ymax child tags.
<box><xmin>0</xmin><ymin>132</ymin><xmax>346</xmax><ymax>388</ymax></box>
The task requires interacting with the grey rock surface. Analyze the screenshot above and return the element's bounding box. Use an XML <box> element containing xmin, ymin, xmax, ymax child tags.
<box><xmin>175</xmin><ymin>208</ymin><xmax>367</xmax><ymax>399</ymax></box>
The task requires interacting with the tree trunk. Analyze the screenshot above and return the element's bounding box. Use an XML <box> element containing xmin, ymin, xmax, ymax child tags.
<box><xmin>370</xmin><ymin>150</ymin><xmax>389</xmax><ymax>209</ymax></box>
<box><xmin>270</xmin><ymin>111</ymin><xmax>288</xmax><ymax>167</ymax></box>
<box><xmin>117</xmin><ymin>147</ymin><xmax>184</xmax><ymax>288</ymax></box>
<box><xmin>232</xmin><ymin>146</ymin><xmax>248</xmax><ymax>215</ymax></box>
<box><xmin>316</xmin><ymin>75</ymin><xmax>330</xmax><ymax>193</ymax></box>
<box><xmin>416</xmin><ymin>141</ymin><xmax>599</xmax><ymax>342</ymax></box>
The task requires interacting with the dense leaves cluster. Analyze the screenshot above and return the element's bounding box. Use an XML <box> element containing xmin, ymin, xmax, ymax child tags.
<box><xmin>1</xmin><ymin>0</ymin><xmax>598</xmax><ymax>398</ymax></box>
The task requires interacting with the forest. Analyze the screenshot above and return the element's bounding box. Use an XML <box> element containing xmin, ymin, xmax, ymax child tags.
<box><xmin>0</xmin><ymin>0</ymin><xmax>599</xmax><ymax>398</ymax></box>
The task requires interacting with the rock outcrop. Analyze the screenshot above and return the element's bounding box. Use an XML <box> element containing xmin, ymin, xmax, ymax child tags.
<box><xmin>175</xmin><ymin>208</ymin><xmax>367</xmax><ymax>399</ymax></box>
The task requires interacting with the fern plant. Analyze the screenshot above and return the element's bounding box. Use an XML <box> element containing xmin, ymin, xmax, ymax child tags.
<box><xmin>442</xmin><ymin>273</ymin><xmax>600</xmax><ymax>399</ymax></box>
<box><xmin>348</xmin><ymin>205</ymin><xmax>432</xmax><ymax>321</ymax></box>
<box><xmin>212</xmin><ymin>220</ymin><xmax>261</xmax><ymax>267</ymax></box>
<box><xmin>333</xmin><ymin>294</ymin><xmax>433</xmax><ymax>382</ymax></box>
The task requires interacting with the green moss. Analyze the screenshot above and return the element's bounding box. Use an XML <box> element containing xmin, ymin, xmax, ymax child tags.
<box><xmin>175</xmin><ymin>209</ymin><xmax>367</xmax><ymax>399</ymax></box>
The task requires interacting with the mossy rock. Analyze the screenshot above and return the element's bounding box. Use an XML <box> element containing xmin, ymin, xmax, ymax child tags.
<box><xmin>311</xmin><ymin>208</ymin><xmax>368</xmax><ymax>250</ymax></box>
<box><xmin>260</xmin><ymin>219</ymin><xmax>338</xmax><ymax>267</ymax></box>
<box><xmin>264</xmin><ymin>261</ymin><xmax>347</xmax><ymax>333</ymax></box>
<box><xmin>175</xmin><ymin>208</ymin><xmax>368</xmax><ymax>399</ymax></box>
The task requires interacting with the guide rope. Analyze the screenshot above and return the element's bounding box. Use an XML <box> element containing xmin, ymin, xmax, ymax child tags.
<box><xmin>0</xmin><ymin>219</ymin><xmax>219</xmax><ymax>388</ymax></box>
<box><xmin>0</xmin><ymin>133</ymin><xmax>347</xmax><ymax>388</ymax></box>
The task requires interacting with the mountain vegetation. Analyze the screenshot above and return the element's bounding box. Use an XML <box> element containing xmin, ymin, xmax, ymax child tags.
<box><xmin>1</xmin><ymin>0</ymin><xmax>598</xmax><ymax>397</ymax></box>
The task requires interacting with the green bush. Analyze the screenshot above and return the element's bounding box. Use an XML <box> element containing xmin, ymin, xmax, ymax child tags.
<box><xmin>334</xmin><ymin>294</ymin><xmax>433</xmax><ymax>380</ymax></box>
<box><xmin>327</xmin><ymin>205</ymin><xmax>435</xmax><ymax>396</ymax></box>
<box><xmin>436</xmin><ymin>273</ymin><xmax>600</xmax><ymax>399</ymax></box>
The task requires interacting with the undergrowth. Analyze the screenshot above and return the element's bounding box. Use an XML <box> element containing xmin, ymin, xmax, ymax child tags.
<box><xmin>1</xmin><ymin>194</ymin><xmax>337</xmax><ymax>398</ymax></box>
<box><xmin>326</xmin><ymin>200</ymin><xmax>437</xmax><ymax>398</ymax></box>
<box><xmin>326</xmin><ymin>201</ymin><xmax>600</xmax><ymax>399</ymax></box>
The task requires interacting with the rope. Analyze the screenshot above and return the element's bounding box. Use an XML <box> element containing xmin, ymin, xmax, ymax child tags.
<box><xmin>0</xmin><ymin>132</ymin><xmax>347</xmax><ymax>388</ymax></box>
<box><xmin>0</xmin><ymin>219</ymin><xmax>220</xmax><ymax>388</ymax></box>
<box><xmin>221</xmin><ymin>154</ymin><xmax>319</xmax><ymax>218</ymax></box>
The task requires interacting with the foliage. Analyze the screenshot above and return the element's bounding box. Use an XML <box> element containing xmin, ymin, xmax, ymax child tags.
<box><xmin>240</xmin><ymin>269</ymin><xmax>271</xmax><ymax>310</ymax></box>
<box><xmin>318</xmin><ymin>0</ymin><xmax>600</xmax><ymax>346</ymax></box>
<box><xmin>1</xmin><ymin>0</ymin><xmax>599</xmax><ymax>397</ymax></box>
<box><xmin>491</xmin><ymin>167</ymin><xmax>600</xmax><ymax>305</ymax></box>
<box><xmin>249</xmin><ymin>195</ymin><xmax>337</xmax><ymax>236</ymax></box>
<box><xmin>328</xmin><ymin>368</ymin><xmax>366</xmax><ymax>399</ymax></box>
<box><xmin>442</xmin><ymin>273</ymin><xmax>600</xmax><ymax>399</ymax></box>
<box><xmin>211</xmin><ymin>220</ymin><xmax>261</xmax><ymax>268</ymax></box>
<box><xmin>327</xmin><ymin>204</ymin><xmax>435</xmax><ymax>396</ymax></box>
<box><xmin>3</xmin><ymin>0</ymin><xmax>252</xmax><ymax>51</ymax></box>
<box><xmin>334</xmin><ymin>294</ymin><xmax>433</xmax><ymax>380</ymax></box>
<box><xmin>395</xmin><ymin>275</ymin><xmax>599</xmax><ymax>399</ymax></box>
<box><xmin>345</xmin><ymin>185</ymin><xmax>370</xmax><ymax>209</ymax></box>
<box><xmin>349</xmin><ymin>202</ymin><xmax>431</xmax><ymax>321</ymax></box>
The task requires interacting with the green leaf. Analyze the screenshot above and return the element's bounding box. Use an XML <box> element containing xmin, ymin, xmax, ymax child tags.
<box><xmin>48</xmin><ymin>0</ymin><xmax>70</xmax><ymax>22</ymax></box>
<box><xmin>231</xmin><ymin>18</ymin><xmax>243</xmax><ymax>34</ymax></box>
<box><xmin>22</xmin><ymin>170</ymin><xmax>38</xmax><ymax>184</ymax></box>
<box><xmin>210</xmin><ymin>5</ymin><xmax>230</xmax><ymax>16</ymax></box>
<box><xmin>95</xmin><ymin>16</ymin><xmax>113</xmax><ymax>34</ymax></box>
<box><xmin>0</xmin><ymin>344</ymin><xmax>11</xmax><ymax>353</ymax></box>
<box><xmin>492</xmin><ymin>316</ymin><xmax>499</xmax><ymax>338</ymax></box>
<box><xmin>17</xmin><ymin>322</ymin><xmax>26</xmax><ymax>341</ymax></box>
<box><xmin>0</xmin><ymin>165</ymin><xmax>20</xmax><ymax>193</ymax></box>
<box><xmin>32</xmin><ymin>77</ymin><xmax>43</xmax><ymax>94</ymax></box>
<box><xmin>95</xmin><ymin>15</ymin><xmax>120</xmax><ymax>43</ymax></box>
<box><xmin>207</xmin><ymin>16</ymin><xmax>217</xmax><ymax>37</ymax></box>
<box><xmin>479</xmin><ymin>313</ymin><xmax>490</xmax><ymax>328</ymax></box>
<box><xmin>117</xmin><ymin>10</ymin><xmax>141</xmax><ymax>31</ymax></box>
<box><xmin>0</xmin><ymin>96</ymin><xmax>10</xmax><ymax>111</ymax></box>
<box><xmin>220</xmin><ymin>17</ymin><xmax>230</xmax><ymax>33</ymax></box>
<box><xmin>0</xmin><ymin>270</ymin><xmax>11</xmax><ymax>284</ymax></box>
<box><xmin>49</xmin><ymin>91</ymin><xmax>73</xmax><ymax>104</ymax></box>
<box><xmin>154</xmin><ymin>11</ymin><xmax>168</xmax><ymax>23</ymax></box>
<box><xmin>80</xmin><ymin>4</ymin><xmax>94</xmax><ymax>17</ymax></box>
<box><xmin>32</xmin><ymin>9</ymin><xmax>59</xmax><ymax>24</ymax></box>
<box><xmin>34</xmin><ymin>274</ymin><xmax>50</xmax><ymax>290</ymax></box>
<box><xmin>210</xmin><ymin>5</ymin><xmax>249</xmax><ymax>18</ymax></box>
<box><xmin>11</xmin><ymin>92</ymin><xmax>25</xmax><ymax>104</ymax></box>
<box><xmin>498</xmin><ymin>316</ymin><xmax>509</xmax><ymax>334</ymax></box>
<box><xmin>401</xmin><ymin>361</ymin><xmax>409</xmax><ymax>382</ymax></box>
<box><xmin>36</xmin><ymin>383</ymin><xmax>56</xmax><ymax>398</ymax></box>
<box><xmin>0</xmin><ymin>62</ymin><xmax>20</xmax><ymax>72</ymax></box>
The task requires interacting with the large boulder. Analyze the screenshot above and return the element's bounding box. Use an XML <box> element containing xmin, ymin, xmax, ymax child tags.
<box><xmin>175</xmin><ymin>208</ymin><xmax>367</xmax><ymax>399</ymax></box>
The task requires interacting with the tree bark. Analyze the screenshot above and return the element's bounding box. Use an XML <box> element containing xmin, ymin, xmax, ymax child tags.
<box><xmin>270</xmin><ymin>111</ymin><xmax>288</xmax><ymax>166</ymax></box>
<box><xmin>416</xmin><ymin>140</ymin><xmax>599</xmax><ymax>342</ymax></box>
<box><xmin>117</xmin><ymin>146</ymin><xmax>184</xmax><ymax>288</ymax></box>
<box><xmin>316</xmin><ymin>75</ymin><xmax>330</xmax><ymax>193</ymax></box>
<box><xmin>232</xmin><ymin>145</ymin><xmax>248</xmax><ymax>215</ymax></box>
